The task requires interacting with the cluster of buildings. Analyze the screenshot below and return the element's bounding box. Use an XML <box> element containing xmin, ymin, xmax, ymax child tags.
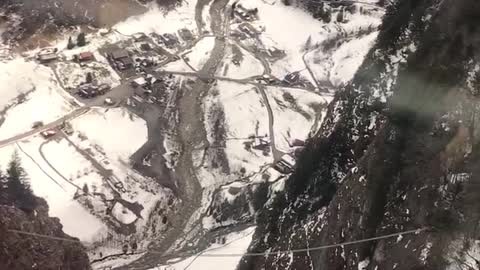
<box><xmin>108</xmin><ymin>49</ymin><xmax>134</xmax><ymax>71</ymax></box>
<box><xmin>36</xmin><ymin>47</ymin><xmax>96</xmax><ymax>64</ymax></box>
<box><xmin>77</xmin><ymin>83</ymin><xmax>111</xmax><ymax>99</ymax></box>
<box><xmin>232</xmin><ymin>3</ymin><xmax>258</xmax><ymax>21</ymax></box>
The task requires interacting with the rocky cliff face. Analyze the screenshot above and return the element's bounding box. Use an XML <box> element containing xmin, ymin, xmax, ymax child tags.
<box><xmin>240</xmin><ymin>0</ymin><xmax>480</xmax><ymax>269</ymax></box>
<box><xmin>0</xmin><ymin>0</ymin><xmax>148</xmax><ymax>47</ymax></box>
<box><xmin>0</xmin><ymin>198</ymin><xmax>91</xmax><ymax>270</ymax></box>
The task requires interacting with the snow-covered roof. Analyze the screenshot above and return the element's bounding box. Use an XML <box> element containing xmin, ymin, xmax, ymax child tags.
<box><xmin>132</xmin><ymin>77</ymin><xmax>147</xmax><ymax>86</ymax></box>
<box><xmin>111</xmin><ymin>50</ymin><xmax>129</xmax><ymax>59</ymax></box>
<box><xmin>132</xmin><ymin>33</ymin><xmax>146</xmax><ymax>39</ymax></box>
<box><xmin>280</xmin><ymin>154</ymin><xmax>296</xmax><ymax>167</ymax></box>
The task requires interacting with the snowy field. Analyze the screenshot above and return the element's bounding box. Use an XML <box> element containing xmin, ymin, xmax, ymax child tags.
<box><xmin>237</xmin><ymin>0</ymin><xmax>383</xmax><ymax>84</ymax></box>
<box><xmin>0</xmin><ymin>59</ymin><xmax>76</xmax><ymax>140</ymax></box>
<box><xmin>184</xmin><ymin>37</ymin><xmax>215</xmax><ymax>71</ymax></box>
<box><xmin>71</xmin><ymin>108</ymin><xmax>171</xmax><ymax>228</ymax></box>
<box><xmin>266</xmin><ymin>87</ymin><xmax>331</xmax><ymax>151</ymax></box>
<box><xmin>0</xmin><ymin>0</ymin><xmax>386</xmax><ymax>267</ymax></box>
<box><xmin>161</xmin><ymin>58</ymin><xmax>194</xmax><ymax>72</ymax></box>
<box><xmin>207</xmin><ymin>81</ymin><xmax>271</xmax><ymax>176</ymax></box>
<box><xmin>152</xmin><ymin>226</ymin><xmax>256</xmax><ymax>270</ymax></box>
<box><xmin>0</xmin><ymin>139</ymin><xmax>108</xmax><ymax>243</ymax></box>
<box><xmin>308</xmin><ymin>31</ymin><xmax>380</xmax><ymax>87</ymax></box>
<box><xmin>71</xmin><ymin>107</ymin><xmax>147</xmax><ymax>162</ymax></box>
<box><xmin>0</xmin><ymin>59</ymin><xmax>41</xmax><ymax>110</ymax></box>
<box><xmin>41</xmin><ymin>139</ymin><xmax>106</xmax><ymax>192</ymax></box>
<box><xmin>217</xmin><ymin>44</ymin><xmax>264</xmax><ymax>79</ymax></box>
<box><xmin>54</xmin><ymin>58</ymin><xmax>121</xmax><ymax>90</ymax></box>
<box><xmin>114</xmin><ymin>0</ymin><xmax>197</xmax><ymax>35</ymax></box>
<box><xmin>0</xmin><ymin>107</ymin><xmax>168</xmax><ymax>246</ymax></box>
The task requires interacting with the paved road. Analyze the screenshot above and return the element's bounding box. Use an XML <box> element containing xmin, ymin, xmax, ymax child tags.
<box><xmin>302</xmin><ymin>50</ymin><xmax>326</xmax><ymax>92</ymax></box>
<box><xmin>155</xmin><ymin>69</ymin><xmax>327</xmax><ymax>94</ymax></box>
<box><xmin>244</xmin><ymin>33</ymin><xmax>286</xmax><ymax>162</ymax></box>
<box><xmin>0</xmin><ymin>107</ymin><xmax>90</xmax><ymax>149</ymax></box>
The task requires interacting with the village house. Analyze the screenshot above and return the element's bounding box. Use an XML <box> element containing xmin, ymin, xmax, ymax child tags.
<box><xmin>238</xmin><ymin>23</ymin><xmax>259</xmax><ymax>38</ymax></box>
<box><xmin>131</xmin><ymin>77</ymin><xmax>148</xmax><ymax>88</ymax></box>
<box><xmin>76</xmin><ymin>51</ymin><xmax>95</xmax><ymax>62</ymax></box>
<box><xmin>110</xmin><ymin>49</ymin><xmax>134</xmax><ymax>70</ymax></box>
<box><xmin>284</xmin><ymin>72</ymin><xmax>301</xmax><ymax>85</ymax></box>
<box><xmin>37</xmin><ymin>48</ymin><xmax>59</xmax><ymax>63</ymax></box>
<box><xmin>38</xmin><ymin>53</ymin><xmax>58</xmax><ymax>63</ymax></box>
<box><xmin>178</xmin><ymin>28</ymin><xmax>194</xmax><ymax>42</ymax></box>
<box><xmin>160</xmin><ymin>33</ymin><xmax>179</xmax><ymax>48</ymax></box>
<box><xmin>274</xmin><ymin>154</ymin><xmax>296</xmax><ymax>174</ymax></box>
<box><xmin>233</xmin><ymin>4</ymin><xmax>258</xmax><ymax>21</ymax></box>
<box><xmin>132</xmin><ymin>32</ymin><xmax>147</xmax><ymax>42</ymax></box>
<box><xmin>140</xmin><ymin>43</ymin><xmax>152</xmax><ymax>51</ymax></box>
<box><xmin>290</xmin><ymin>139</ymin><xmax>305</xmax><ymax>148</ymax></box>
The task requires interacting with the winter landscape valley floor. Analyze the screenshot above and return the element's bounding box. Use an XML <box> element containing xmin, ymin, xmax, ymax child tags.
<box><xmin>0</xmin><ymin>0</ymin><xmax>384</xmax><ymax>269</ymax></box>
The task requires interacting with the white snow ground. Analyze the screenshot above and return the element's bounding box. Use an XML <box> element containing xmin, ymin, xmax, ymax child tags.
<box><xmin>309</xmin><ymin>31</ymin><xmax>380</xmax><ymax>87</ymax></box>
<box><xmin>41</xmin><ymin>139</ymin><xmax>105</xmax><ymax>192</ymax></box>
<box><xmin>184</xmin><ymin>37</ymin><xmax>215</xmax><ymax>71</ymax></box>
<box><xmin>0</xmin><ymin>59</ymin><xmax>76</xmax><ymax>140</ymax></box>
<box><xmin>161</xmin><ymin>58</ymin><xmax>194</xmax><ymax>72</ymax></box>
<box><xmin>54</xmin><ymin>60</ymin><xmax>121</xmax><ymax>90</ymax></box>
<box><xmin>71</xmin><ymin>107</ymin><xmax>147</xmax><ymax>162</ymax></box>
<box><xmin>70</xmin><ymin>107</ymin><xmax>170</xmax><ymax>231</ymax></box>
<box><xmin>266</xmin><ymin>87</ymin><xmax>331</xmax><ymax>151</ymax></box>
<box><xmin>0</xmin><ymin>0</ymin><xmax>384</xmax><ymax>266</ymax></box>
<box><xmin>0</xmin><ymin>59</ymin><xmax>38</xmax><ymax>109</ymax></box>
<box><xmin>114</xmin><ymin>0</ymin><xmax>197</xmax><ymax>36</ymax></box>
<box><xmin>237</xmin><ymin>0</ymin><xmax>383</xmax><ymax>85</ymax></box>
<box><xmin>217</xmin><ymin>44</ymin><xmax>264</xmax><ymax>79</ymax></box>
<box><xmin>152</xmin><ymin>226</ymin><xmax>256</xmax><ymax>270</ymax></box>
<box><xmin>0</xmin><ymin>58</ymin><xmax>74</xmax><ymax>112</ymax></box>
<box><xmin>0</xmin><ymin>140</ymin><xmax>108</xmax><ymax>243</ymax></box>
<box><xmin>207</xmin><ymin>81</ymin><xmax>271</xmax><ymax>177</ymax></box>
<box><xmin>112</xmin><ymin>202</ymin><xmax>138</xmax><ymax>225</ymax></box>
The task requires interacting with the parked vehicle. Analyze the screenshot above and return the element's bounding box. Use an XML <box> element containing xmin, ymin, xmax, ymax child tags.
<box><xmin>32</xmin><ymin>121</ymin><xmax>44</xmax><ymax>129</ymax></box>
<box><xmin>41</xmin><ymin>129</ymin><xmax>57</xmax><ymax>139</ymax></box>
<box><xmin>61</xmin><ymin>122</ymin><xmax>74</xmax><ymax>135</ymax></box>
<box><xmin>98</xmin><ymin>84</ymin><xmax>111</xmax><ymax>94</ymax></box>
<box><xmin>104</xmin><ymin>98</ymin><xmax>115</xmax><ymax>106</ymax></box>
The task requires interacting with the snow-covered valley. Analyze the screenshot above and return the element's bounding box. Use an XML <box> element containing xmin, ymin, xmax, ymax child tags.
<box><xmin>0</xmin><ymin>0</ymin><xmax>385</xmax><ymax>269</ymax></box>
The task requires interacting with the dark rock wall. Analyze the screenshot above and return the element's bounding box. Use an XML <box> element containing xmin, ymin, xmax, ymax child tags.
<box><xmin>0</xmin><ymin>198</ymin><xmax>91</xmax><ymax>270</ymax></box>
<box><xmin>240</xmin><ymin>0</ymin><xmax>480</xmax><ymax>269</ymax></box>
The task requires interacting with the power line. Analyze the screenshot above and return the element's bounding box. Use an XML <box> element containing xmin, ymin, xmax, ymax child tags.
<box><xmin>8</xmin><ymin>227</ymin><xmax>429</xmax><ymax>260</ymax></box>
<box><xmin>201</xmin><ymin>227</ymin><xmax>428</xmax><ymax>257</ymax></box>
<box><xmin>8</xmin><ymin>229</ymin><xmax>85</xmax><ymax>244</ymax></box>
<box><xmin>300</xmin><ymin>0</ymin><xmax>385</xmax><ymax>8</ymax></box>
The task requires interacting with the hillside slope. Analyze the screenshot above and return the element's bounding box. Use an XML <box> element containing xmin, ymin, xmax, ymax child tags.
<box><xmin>0</xmin><ymin>156</ymin><xmax>90</xmax><ymax>270</ymax></box>
<box><xmin>240</xmin><ymin>0</ymin><xmax>480</xmax><ymax>269</ymax></box>
<box><xmin>0</xmin><ymin>199</ymin><xmax>91</xmax><ymax>270</ymax></box>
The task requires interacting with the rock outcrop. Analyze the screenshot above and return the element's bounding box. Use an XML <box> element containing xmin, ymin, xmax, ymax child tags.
<box><xmin>0</xmin><ymin>198</ymin><xmax>91</xmax><ymax>270</ymax></box>
<box><xmin>240</xmin><ymin>0</ymin><xmax>480</xmax><ymax>269</ymax></box>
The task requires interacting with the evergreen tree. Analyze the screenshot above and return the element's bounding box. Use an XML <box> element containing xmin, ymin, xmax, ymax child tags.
<box><xmin>67</xmin><ymin>36</ymin><xmax>75</xmax><ymax>50</ymax></box>
<box><xmin>131</xmin><ymin>242</ymin><xmax>138</xmax><ymax>254</ymax></box>
<box><xmin>77</xmin><ymin>33</ymin><xmax>86</xmax><ymax>47</ymax></box>
<box><xmin>336</xmin><ymin>9</ymin><xmax>344</xmax><ymax>23</ymax></box>
<box><xmin>304</xmin><ymin>35</ymin><xmax>312</xmax><ymax>51</ymax></box>
<box><xmin>86</xmin><ymin>72</ymin><xmax>94</xmax><ymax>83</ymax></box>
<box><xmin>0</xmin><ymin>168</ymin><xmax>7</xmax><ymax>205</ymax></box>
<box><xmin>82</xmin><ymin>183</ymin><xmax>89</xmax><ymax>194</ymax></box>
<box><xmin>6</xmin><ymin>151</ymin><xmax>36</xmax><ymax>212</ymax></box>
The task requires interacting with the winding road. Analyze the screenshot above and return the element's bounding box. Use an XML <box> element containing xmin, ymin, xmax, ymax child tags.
<box><xmin>0</xmin><ymin>0</ymin><xmax>334</xmax><ymax>268</ymax></box>
<box><xmin>0</xmin><ymin>107</ymin><xmax>90</xmax><ymax>149</ymax></box>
